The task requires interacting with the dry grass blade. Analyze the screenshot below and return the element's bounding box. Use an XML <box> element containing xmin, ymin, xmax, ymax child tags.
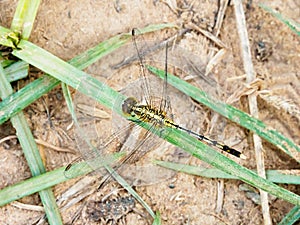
<box><xmin>233</xmin><ymin>0</ymin><xmax>271</xmax><ymax>224</ymax></box>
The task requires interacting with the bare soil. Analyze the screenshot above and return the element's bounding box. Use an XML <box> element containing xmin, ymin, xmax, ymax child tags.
<box><xmin>0</xmin><ymin>1</ymin><xmax>299</xmax><ymax>225</ymax></box>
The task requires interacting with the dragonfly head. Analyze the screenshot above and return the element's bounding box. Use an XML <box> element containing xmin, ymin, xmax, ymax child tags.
<box><xmin>122</xmin><ymin>97</ymin><xmax>137</xmax><ymax>116</ymax></box>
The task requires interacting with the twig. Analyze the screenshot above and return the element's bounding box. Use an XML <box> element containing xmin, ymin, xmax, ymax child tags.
<box><xmin>11</xmin><ymin>201</ymin><xmax>44</xmax><ymax>212</ymax></box>
<box><xmin>216</xmin><ymin>180</ymin><xmax>224</xmax><ymax>213</ymax></box>
<box><xmin>0</xmin><ymin>135</ymin><xmax>76</xmax><ymax>154</ymax></box>
<box><xmin>0</xmin><ymin>135</ymin><xmax>17</xmax><ymax>144</ymax></box>
<box><xmin>186</xmin><ymin>22</ymin><xmax>228</xmax><ymax>49</ymax></box>
<box><xmin>214</xmin><ymin>0</ymin><xmax>230</xmax><ymax>37</ymax></box>
<box><xmin>233</xmin><ymin>1</ymin><xmax>272</xmax><ymax>225</ymax></box>
<box><xmin>35</xmin><ymin>139</ymin><xmax>77</xmax><ymax>154</ymax></box>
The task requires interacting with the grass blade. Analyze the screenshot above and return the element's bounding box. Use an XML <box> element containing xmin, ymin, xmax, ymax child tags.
<box><xmin>104</xmin><ymin>165</ymin><xmax>155</xmax><ymax>218</ymax></box>
<box><xmin>10</xmin><ymin>0</ymin><xmax>41</xmax><ymax>39</ymax></box>
<box><xmin>154</xmin><ymin>160</ymin><xmax>300</xmax><ymax>184</ymax></box>
<box><xmin>147</xmin><ymin>65</ymin><xmax>300</xmax><ymax>162</ymax></box>
<box><xmin>259</xmin><ymin>3</ymin><xmax>300</xmax><ymax>36</ymax></box>
<box><xmin>0</xmin><ymin>164</ymin><xmax>89</xmax><ymax>207</ymax></box>
<box><xmin>0</xmin><ymin>23</ymin><xmax>176</xmax><ymax>124</ymax></box>
<box><xmin>278</xmin><ymin>206</ymin><xmax>300</xmax><ymax>225</ymax></box>
<box><xmin>0</xmin><ymin>64</ymin><xmax>63</xmax><ymax>225</ymax></box>
<box><xmin>152</xmin><ymin>211</ymin><xmax>162</xmax><ymax>225</ymax></box>
<box><xmin>0</xmin><ymin>75</ymin><xmax>60</xmax><ymax>124</ymax></box>
<box><xmin>4</xmin><ymin>60</ymin><xmax>29</xmax><ymax>82</ymax></box>
<box><xmin>0</xmin><ymin>152</ymin><xmax>123</xmax><ymax>206</ymax></box>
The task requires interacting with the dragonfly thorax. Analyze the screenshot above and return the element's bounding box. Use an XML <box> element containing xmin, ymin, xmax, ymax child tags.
<box><xmin>122</xmin><ymin>97</ymin><xmax>173</xmax><ymax>127</ymax></box>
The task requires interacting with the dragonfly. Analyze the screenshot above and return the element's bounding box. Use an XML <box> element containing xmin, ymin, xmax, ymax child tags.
<box><xmin>121</xmin><ymin>29</ymin><xmax>246</xmax><ymax>156</ymax></box>
<box><xmin>68</xmin><ymin>28</ymin><xmax>245</xmax><ymax>187</ymax></box>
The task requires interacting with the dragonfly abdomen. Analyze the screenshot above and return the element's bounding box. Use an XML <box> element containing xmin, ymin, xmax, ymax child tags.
<box><xmin>122</xmin><ymin>97</ymin><xmax>246</xmax><ymax>159</ymax></box>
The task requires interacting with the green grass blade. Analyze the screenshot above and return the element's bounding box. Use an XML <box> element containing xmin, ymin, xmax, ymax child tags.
<box><xmin>0</xmin><ymin>32</ymin><xmax>131</xmax><ymax>124</ymax></box>
<box><xmin>69</xmin><ymin>23</ymin><xmax>175</xmax><ymax>69</ymax></box>
<box><xmin>0</xmin><ymin>75</ymin><xmax>60</xmax><ymax>124</ymax></box>
<box><xmin>147</xmin><ymin>65</ymin><xmax>300</xmax><ymax>161</ymax></box>
<box><xmin>0</xmin><ymin>152</ymin><xmax>123</xmax><ymax>206</ymax></box>
<box><xmin>152</xmin><ymin>211</ymin><xmax>162</xmax><ymax>225</ymax></box>
<box><xmin>165</xmin><ymin>127</ymin><xmax>300</xmax><ymax>205</ymax></box>
<box><xmin>10</xmin><ymin>0</ymin><xmax>41</xmax><ymax>39</ymax></box>
<box><xmin>104</xmin><ymin>165</ymin><xmax>156</xmax><ymax>218</ymax></box>
<box><xmin>0</xmin><ymin>165</ymin><xmax>87</xmax><ymax>207</ymax></box>
<box><xmin>1</xmin><ymin>59</ymin><xmax>15</xmax><ymax>68</ymax></box>
<box><xmin>13</xmin><ymin>39</ymin><xmax>121</xmax><ymax>109</ymax></box>
<box><xmin>0</xmin><ymin>23</ymin><xmax>175</xmax><ymax>124</ymax></box>
<box><xmin>11</xmin><ymin>39</ymin><xmax>300</xmax><ymax>206</ymax></box>
<box><xmin>0</xmin><ymin>160</ymin><xmax>156</xmax><ymax>219</ymax></box>
<box><xmin>259</xmin><ymin>3</ymin><xmax>300</xmax><ymax>36</ymax></box>
<box><xmin>4</xmin><ymin>60</ymin><xmax>29</xmax><ymax>82</ymax></box>
<box><xmin>278</xmin><ymin>206</ymin><xmax>300</xmax><ymax>225</ymax></box>
<box><xmin>0</xmin><ymin>65</ymin><xmax>63</xmax><ymax>225</ymax></box>
<box><xmin>154</xmin><ymin>160</ymin><xmax>300</xmax><ymax>184</ymax></box>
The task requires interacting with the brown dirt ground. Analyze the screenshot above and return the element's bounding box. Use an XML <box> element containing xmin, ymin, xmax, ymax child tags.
<box><xmin>0</xmin><ymin>0</ymin><xmax>299</xmax><ymax>225</ymax></box>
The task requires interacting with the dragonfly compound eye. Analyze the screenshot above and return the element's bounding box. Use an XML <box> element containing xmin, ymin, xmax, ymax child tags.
<box><xmin>122</xmin><ymin>97</ymin><xmax>138</xmax><ymax>115</ymax></box>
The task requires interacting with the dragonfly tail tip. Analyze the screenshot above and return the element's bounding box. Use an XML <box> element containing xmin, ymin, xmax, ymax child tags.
<box><xmin>240</xmin><ymin>153</ymin><xmax>247</xmax><ymax>160</ymax></box>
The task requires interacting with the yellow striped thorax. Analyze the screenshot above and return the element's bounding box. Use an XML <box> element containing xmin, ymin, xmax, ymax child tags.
<box><xmin>122</xmin><ymin>97</ymin><xmax>175</xmax><ymax>128</ymax></box>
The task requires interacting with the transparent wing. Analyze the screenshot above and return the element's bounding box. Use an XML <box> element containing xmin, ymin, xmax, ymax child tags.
<box><xmin>73</xmin><ymin>58</ymin><xmax>189</xmax><ymax>186</ymax></box>
<box><xmin>72</xmin><ymin>31</ymin><xmax>243</xmax><ymax>188</ymax></box>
